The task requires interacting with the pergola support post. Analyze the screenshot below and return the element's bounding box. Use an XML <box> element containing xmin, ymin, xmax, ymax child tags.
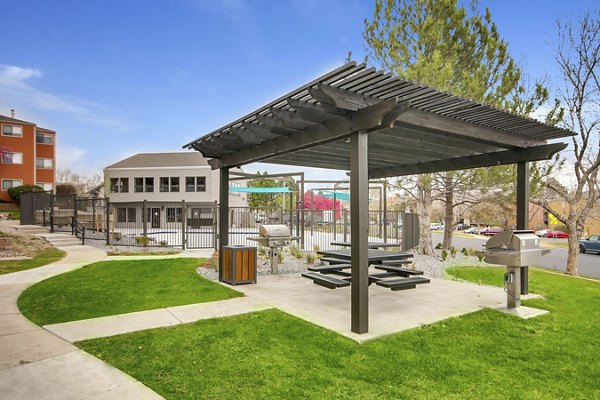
<box><xmin>516</xmin><ymin>161</ymin><xmax>529</xmax><ymax>295</ymax></box>
<box><xmin>218</xmin><ymin>167</ymin><xmax>230</xmax><ymax>282</ymax></box>
<box><xmin>350</xmin><ymin>130</ymin><xmax>369</xmax><ymax>334</ymax></box>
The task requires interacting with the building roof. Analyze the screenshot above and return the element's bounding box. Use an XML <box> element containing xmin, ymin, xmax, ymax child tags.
<box><xmin>0</xmin><ymin>115</ymin><xmax>35</xmax><ymax>125</ymax></box>
<box><xmin>105</xmin><ymin>152</ymin><xmax>210</xmax><ymax>169</ymax></box>
<box><xmin>184</xmin><ymin>62</ymin><xmax>572</xmax><ymax>179</ymax></box>
<box><xmin>36</xmin><ymin>127</ymin><xmax>56</xmax><ymax>133</ymax></box>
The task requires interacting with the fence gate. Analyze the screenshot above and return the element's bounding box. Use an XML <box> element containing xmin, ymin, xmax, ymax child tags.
<box><xmin>185</xmin><ymin>201</ymin><xmax>217</xmax><ymax>249</ymax></box>
<box><xmin>19</xmin><ymin>191</ymin><xmax>52</xmax><ymax>225</ymax></box>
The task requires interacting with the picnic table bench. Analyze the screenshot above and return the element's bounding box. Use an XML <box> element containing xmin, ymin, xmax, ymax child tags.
<box><xmin>303</xmin><ymin>247</ymin><xmax>428</xmax><ymax>292</ymax></box>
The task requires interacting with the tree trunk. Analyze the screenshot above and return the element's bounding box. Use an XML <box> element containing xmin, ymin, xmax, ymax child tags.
<box><xmin>416</xmin><ymin>175</ymin><xmax>434</xmax><ymax>255</ymax></box>
<box><xmin>442</xmin><ymin>174</ymin><xmax>454</xmax><ymax>250</ymax></box>
<box><xmin>565</xmin><ymin>220</ymin><xmax>579</xmax><ymax>275</ymax></box>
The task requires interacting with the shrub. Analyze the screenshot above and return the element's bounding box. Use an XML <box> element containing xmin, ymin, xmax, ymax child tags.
<box><xmin>477</xmin><ymin>253</ymin><xmax>485</xmax><ymax>262</ymax></box>
<box><xmin>450</xmin><ymin>246</ymin><xmax>458</xmax><ymax>258</ymax></box>
<box><xmin>7</xmin><ymin>184</ymin><xmax>43</xmax><ymax>201</ymax></box>
<box><xmin>277</xmin><ymin>251</ymin><xmax>285</xmax><ymax>263</ymax></box>
<box><xmin>111</xmin><ymin>232</ymin><xmax>122</xmax><ymax>241</ymax></box>
<box><xmin>159</xmin><ymin>240</ymin><xmax>168</xmax><ymax>247</ymax></box>
<box><xmin>305</xmin><ymin>252</ymin><xmax>316</xmax><ymax>264</ymax></box>
<box><xmin>135</xmin><ymin>235</ymin><xmax>154</xmax><ymax>247</ymax></box>
<box><xmin>290</xmin><ymin>244</ymin><xmax>303</xmax><ymax>259</ymax></box>
<box><xmin>441</xmin><ymin>249</ymin><xmax>448</xmax><ymax>261</ymax></box>
<box><xmin>313</xmin><ymin>244</ymin><xmax>320</xmax><ymax>252</ymax></box>
<box><xmin>258</xmin><ymin>246</ymin><xmax>266</xmax><ymax>256</ymax></box>
<box><xmin>435</xmin><ymin>243</ymin><xmax>443</xmax><ymax>250</ymax></box>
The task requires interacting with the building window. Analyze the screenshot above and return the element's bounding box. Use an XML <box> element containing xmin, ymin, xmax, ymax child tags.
<box><xmin>135</xmin><ymin>177</ymin><xmax>144</xmax><ymax>193</ymax></box>
<box><xmin>2</xmin><ymin>125</ymin><xmax>22</xmax><ymax>137</ymax></box>
<box><xmin>2</xmin><ymin>179</ymin><xmax>23</xmax><ymax>191</ymax></box>
<box><xmin>160</xmin><ymin>177</ymin><xmax>170</xmax><ymax>192</ymax></box>
<box><xmin>145</xmin><ymin>177</ymin><xmax>154</xmax><ymax>192</ymax></box>
<box><xmin>160</xmin><ymin>177</ymin><xmax>179</xmax><ymax>192</ymax></box>
<box><xmin>1</xmin><ymin>152</ymin><xmax>23</xmax><ymax>164</ymax></box>
<box><xmin>117</xmin><ymin>207</ymin><xmax>136</xmax><ymax>223</ymax></box>
<box><xmin>135</xmin><ymin>177</ymin><xmax>155</xmax><ymax>193</ymax></box>
<box><xmin>186</xmin><ymin>176</ymin><xmax>206</xmax><ymax>192</ymax></box>
<box><xmin>36</xmin><ymin>182</ymin><xmax>53</xmax><ymax>191</ymax></box>
<box><xmin>166</xmin><ymin>207</ymin><xmax>182</xmax><ymax>223</ymax></box>
<box><xmin>127</xmin><ymin>208</ymin><xmax>136</xmax><ymax>222</ymax></box>
<box><xmin>110</xmin><ymin>178</ymin><xmax>129</xmax><ymax>193</ymax></box>
<box><xmin>36</xmin><ymin>133</ymin><xmax>53</xmax><ymax>144</ymax></box>
<box><xmin>36</xmin><ymin>158</ymin><xmax>53</xmax><ymax>169</ymax></box>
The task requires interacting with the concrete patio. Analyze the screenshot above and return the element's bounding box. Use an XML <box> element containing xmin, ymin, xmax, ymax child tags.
<box><xmin>230</xmin><ymin>268</ymin><xmax>545</xmax><ymax>343</ymax></box>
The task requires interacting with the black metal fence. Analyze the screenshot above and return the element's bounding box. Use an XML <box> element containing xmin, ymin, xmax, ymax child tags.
<box><xmin>20</xmin><ymin>192</ymin><xmax>412</xmax><ymax>251</ymax></box>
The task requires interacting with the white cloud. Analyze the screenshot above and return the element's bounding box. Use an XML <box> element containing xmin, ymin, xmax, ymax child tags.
<box><xmin>0</xmin><ymin>64</ymin><xmax>131</xmax><ymax>131</ymax></box>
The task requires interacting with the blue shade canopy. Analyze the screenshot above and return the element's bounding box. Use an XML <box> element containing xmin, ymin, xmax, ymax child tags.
<box><xmin>320</xmin><ymin>191</ymin><xmax>350</xmax><ymax>201</ymax></box>
<box><xmin>230</xmin><ymin>187</ymin><xmax>292</xmax><ymax>193</ymax></box>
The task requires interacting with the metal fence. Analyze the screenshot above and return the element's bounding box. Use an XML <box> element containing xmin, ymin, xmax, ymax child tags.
<box><xmin>21</xmin><ymin>193</ymin><xmax>412</xmax><ymax>251</ymax></box>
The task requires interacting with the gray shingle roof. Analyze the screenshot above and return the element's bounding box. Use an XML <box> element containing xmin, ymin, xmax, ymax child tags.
<box><xmin>0</xmin><ymin>115</ymin><xmax>35</xmax><ymax>125</ymax></box>
<box><xmin>105</xmin><ymin>152</ymin><xmax>210</xmax><ymax>169</ymax></box>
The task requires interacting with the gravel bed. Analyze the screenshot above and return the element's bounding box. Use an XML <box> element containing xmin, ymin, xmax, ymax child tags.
<box><xmin>0</xmin><ymin>223</ymin><xmax>53</xmax><ymax>258</ymax></box>
<box><xmin>196</xmin><ymin>249</ymin><xmax>488</xmax><ymax>282</ymax></box>
<box><xmin>85</xmin><ymin>240</ymin><xmax>182</xmax><ymax>255</ymax></box>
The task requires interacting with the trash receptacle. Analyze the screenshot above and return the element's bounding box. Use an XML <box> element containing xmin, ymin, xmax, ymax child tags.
<box><xmin>222</xmin><ymin>245</ymin><xmax>257</xmax><ymax>285</ymax></box>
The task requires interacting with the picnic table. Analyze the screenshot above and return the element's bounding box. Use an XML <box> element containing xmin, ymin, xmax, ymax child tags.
<box><xmin>317</xmin><ymin>248</ymin><xmax>412</xmax><ymax>264</ymax></box>
<box><xmin>302</xmin><ymin>248</ymin><xmax>429</xmax><ymax>291</ymax></box>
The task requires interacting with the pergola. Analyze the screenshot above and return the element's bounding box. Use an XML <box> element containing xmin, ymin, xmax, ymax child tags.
<box><xmin>184</xmin><ymin>62</ymin><xmax>572</xmax><ymax>334</ymax></box>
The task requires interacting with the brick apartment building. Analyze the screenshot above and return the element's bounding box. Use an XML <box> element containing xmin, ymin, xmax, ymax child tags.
<box><xmin>0</xmin><ymin>113</ymin><xmax>56</xmax><ymax>202</ymax></box>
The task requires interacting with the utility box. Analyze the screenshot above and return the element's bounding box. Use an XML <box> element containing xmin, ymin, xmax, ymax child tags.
<box><xmin>221</xmin><ymin>245</ymin><xmax>257</xmax><ymax>285</ymax></box>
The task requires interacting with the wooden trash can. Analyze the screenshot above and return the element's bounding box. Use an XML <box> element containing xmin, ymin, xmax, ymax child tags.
<box><xmin>221</xmin><ymin>245</ymin><xmax>257</xmax><ymax>285</ymax></box>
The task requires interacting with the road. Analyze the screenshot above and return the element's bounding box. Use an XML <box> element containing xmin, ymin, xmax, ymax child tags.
<box><xmin>432</xmin><ymin>232</ymin><xmax>600</xmax><ymax>279</ymax></box>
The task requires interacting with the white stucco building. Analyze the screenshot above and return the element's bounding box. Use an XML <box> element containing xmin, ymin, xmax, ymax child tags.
<box><xmin>104</xmin><ymin>152</ymin><xmax>246</xmax><ymax>230</ymax></box>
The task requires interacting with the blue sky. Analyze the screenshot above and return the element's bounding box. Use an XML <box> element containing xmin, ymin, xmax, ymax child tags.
<box><xmin>0</xmin><ymin>0</ymin><xmax>596</xmax><ymax>183</ymax></box>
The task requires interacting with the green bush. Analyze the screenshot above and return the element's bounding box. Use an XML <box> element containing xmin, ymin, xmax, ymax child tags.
<box><xmin>7</xmin><ymin>184</ymin><xmax>43</xmax><ymax>201</ymax></box>
<box><xmin>305</xmin><ymin>252</ymin><xmax>316</xmax><ymax>264</ymax></box>
<box><xmin>441</xmin><ymin>249</ymin><xmax>448</xmax><ymax>261</ymax></box>
<box><xmin>435</xmin><ymin>243</ymin><xmax>443</xmax><ymax>250</ymax></box>
<box><xmin>450</xmin><ymin>246</ymin><xmax>458</xmax><ymax>258</ymax></box>
<box><xmin>135</xmin><ymin>235</ymin><xmax>154</xmax><ymax>247</ymax></box>
<box><xmin>290</xmin><ymin>244</ymin><xmax>303</xmax><ymax>259</ymax></box>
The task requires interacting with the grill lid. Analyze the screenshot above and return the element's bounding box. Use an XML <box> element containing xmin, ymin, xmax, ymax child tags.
<box><xmin>258</xmin><ymin>224</ymin><xmax>291</xmax><ymax>238</ymax></box>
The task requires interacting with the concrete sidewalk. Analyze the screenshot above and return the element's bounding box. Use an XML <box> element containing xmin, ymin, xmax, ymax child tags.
<box><xmin>45</xmin><ymin>297</ymin><xmax>271</xmax><ymax>343</ymax></box>
<box><xmin>0</xmin><ymin>227</ymin><xmax>163</xmax><ymax>400</ymax></box>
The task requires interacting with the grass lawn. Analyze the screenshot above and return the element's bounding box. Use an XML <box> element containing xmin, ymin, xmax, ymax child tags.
<box><xmin>0</xmin><ymin>248</ymin><xmax>65</xmax><ymax>275</ymax></box>
<box><xmin>18</xmin><ymin>258</ymin><xmax>242</xmax><ymax>325</ymax></box>
<box><xmin>78</xmin><ymin>267</ymin><xmax>600</xmax><ymax>400</ymax></box>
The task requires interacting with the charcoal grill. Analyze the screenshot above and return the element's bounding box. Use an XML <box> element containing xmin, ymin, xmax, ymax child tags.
<box><xmin>248</xmin><ymin>224</ymin><xmax>300</xmax><ymax>274</ymax></box>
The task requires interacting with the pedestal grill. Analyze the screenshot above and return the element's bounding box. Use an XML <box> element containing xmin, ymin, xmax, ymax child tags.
<box><xmin>248</xmin><ymin>224</ymin><xmax>300</xmax><ymax>274</ymax></box>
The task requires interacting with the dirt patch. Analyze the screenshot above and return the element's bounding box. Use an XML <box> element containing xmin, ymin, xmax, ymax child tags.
<box><xmin>0</xmin><ymin>224</ymin><xmax>53</xmax><ymax>259</ymax></box>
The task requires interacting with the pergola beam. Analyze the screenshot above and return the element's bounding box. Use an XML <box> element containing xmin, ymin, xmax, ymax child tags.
<box><xmin>208</xmin><ymin>98</ymin><xmax>408</xmax><ymax>169</ymax></box>
<box><xmin>368</xmin><ymin>143</ymin><xmax>567</xmax><ymax>179</ymax></box>
<box><xmin>313</xmin><ymin>84</ymin><xmax>543</xmax><ymax>149</ymax></box>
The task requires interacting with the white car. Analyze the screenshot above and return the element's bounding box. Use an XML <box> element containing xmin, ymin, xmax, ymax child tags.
<box><xmin>535</xmin><ymin>229</ymin><xmax>550</xmax><ymax>237</ymax></box>
<box><xmin>430</xmin><ymin>223</ymin><xmax>444</xmax><ymax>231</ymax></box>
<box><xmin>463</xmin><ymin>227</ymin><xmax>479</xmax><ymax>234</ymax></box>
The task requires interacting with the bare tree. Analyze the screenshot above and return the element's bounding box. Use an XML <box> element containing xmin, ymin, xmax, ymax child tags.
<box><xmin>56</xmin><ymin>168</ymin><xmax>103</xmax><ymax>196</ymax></box>
<box><xmin>534</xmin><ymin>12</ymin><xmax>600</xmax><ymax>275</ymax></box>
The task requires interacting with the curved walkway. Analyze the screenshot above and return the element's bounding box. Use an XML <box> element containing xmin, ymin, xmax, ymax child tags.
<box><xmin>0</xmin><ymin>230</ymin><xmax>163</xmax><ymax>400</ymax></box>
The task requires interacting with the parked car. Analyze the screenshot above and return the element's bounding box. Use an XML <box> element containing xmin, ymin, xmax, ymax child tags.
<box><xmin>480</xmin><ymin>227</ymin><xmax>503</xmax><ymax>236</ymax></box>
<box><xmin>545</xmin><ymin>230</ymin><xmax>569</xmax><ymax>239</ymax></box>
<box><xmin>463</xmin><ymin>227</ymin><xmax>479</xmax><ymax>234</ymax></box>
<box><xmin>456</xmin><ymin>223</ymin><xmax>470</xmax><ymax>231</ymax></box>
<box><xmin>579</xmin><ymin>234</ymin><xmax>600</xmax><ymax>254</ymax></box>
<box><xmin>535</xmin><ymin>229</ymin><xmax>550</xmax><ymax>237</ymax></box>
<box><xmin>430</xmin><ymin>223</ymin><xmax>444</xmax><ymax>231</ymax></box>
